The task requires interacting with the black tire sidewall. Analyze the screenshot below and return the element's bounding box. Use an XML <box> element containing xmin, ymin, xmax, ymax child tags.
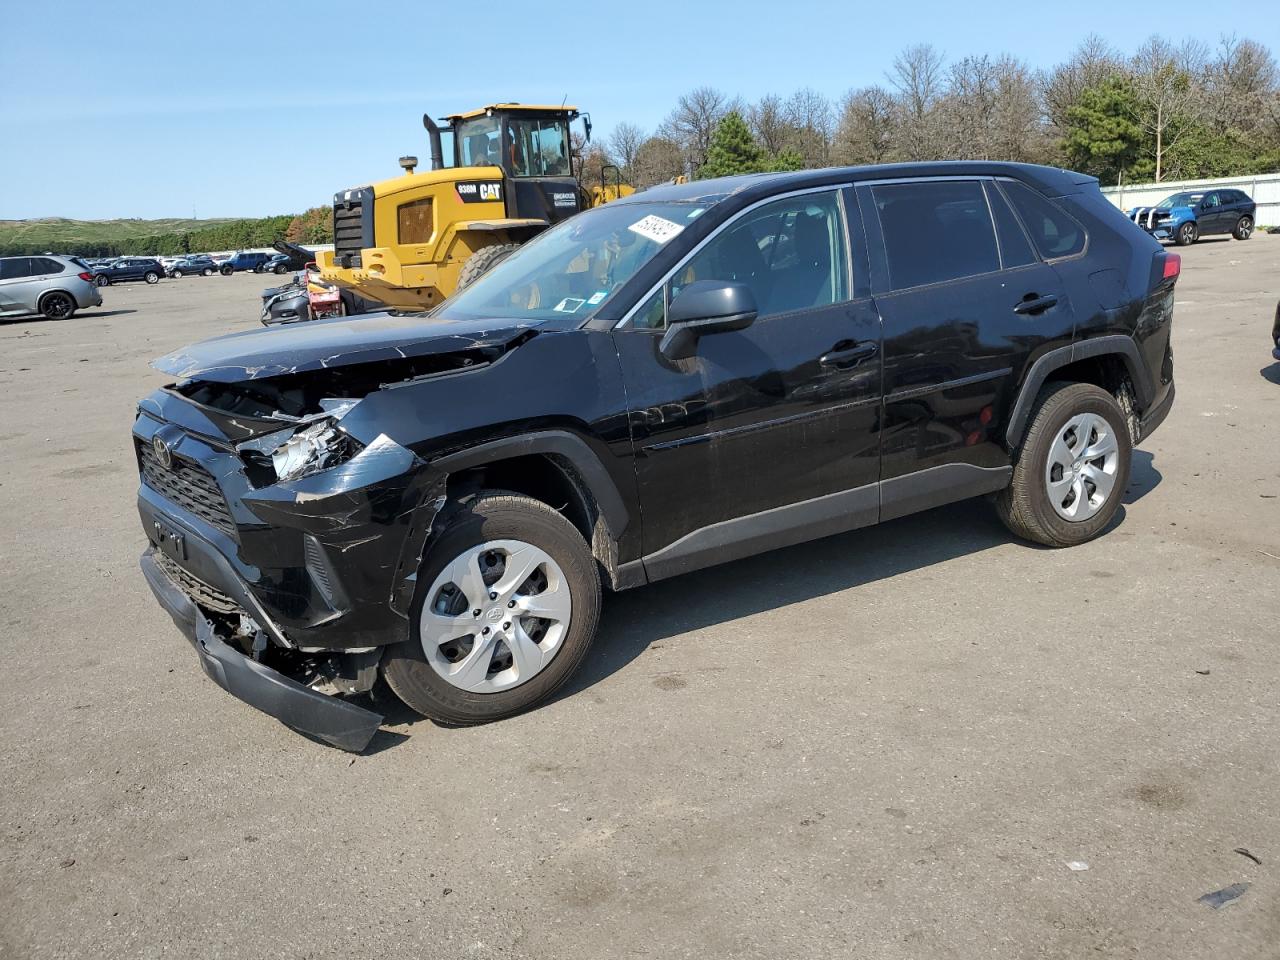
<box><xmin>1235</xmin><ymin>216</ymin><xmax>1253</xmax><ymax>240</ymax></box>
<box><xmin>382</xmin><ymin>494</ymin><xmax>601</xmax><ymax>724</ymax></box>
<box><xmin>41</xmin><ymin>293</ymin><xmax>74</xmax><ymax>319</ymax></box>
<box><xmin>1018</xmin><ymin>385</ymin><xmax>1132</xmax><ymax>545</ymax></box>
<box><xmin>1177</xmin><ymin>222</ymin><xmax>1197</xmax><ymax>245</ymax></box>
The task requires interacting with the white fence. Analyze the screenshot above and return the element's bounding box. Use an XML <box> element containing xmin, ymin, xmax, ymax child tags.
<box><xmin>1100</xmin><ymin>172</ymin><xmax>1280</xmax><ymax>226</ymax></box>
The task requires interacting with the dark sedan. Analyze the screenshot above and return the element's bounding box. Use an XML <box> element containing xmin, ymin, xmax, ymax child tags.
<box><xmin>167</xmin><ymin>256</ymin><xmax>218</xmax><ymax>278</ymax></box>
<box><xmin>94</xmin><ymin>257</ymin><xmax>164</xmax><ymax>286</ymax></box>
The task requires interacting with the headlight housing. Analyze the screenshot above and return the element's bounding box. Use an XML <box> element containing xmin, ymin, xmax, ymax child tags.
<box><xmin>270</xmin><ymin>418</ymin><xmax>363</xmax><ymax>482</ymax></box>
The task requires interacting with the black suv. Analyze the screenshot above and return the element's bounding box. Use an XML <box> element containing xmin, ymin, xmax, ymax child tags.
<box><xmin>133</xmin><ymin>161</ymin><xmax>1177</xmax><ymax>750</ymax></box>
<box><xmin>96</xmin><ymin>257</ymin><xmax>164</xmax><ymax>285</ymax></box>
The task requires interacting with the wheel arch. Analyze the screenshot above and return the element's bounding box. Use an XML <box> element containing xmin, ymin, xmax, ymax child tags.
<box><xmin>1007</xmin><ymin>337</ymin><xmax>1154</xmax><ymax>449</ymax></box>
<box><xmin>36</xmin><ymin>287</ymin><xmax>79</xmax><ymax>312</ymax></box>
<box><xmin>430</xmin><ymin>431</ymin><xmax>635</xmax><ymax>590</ymax></box>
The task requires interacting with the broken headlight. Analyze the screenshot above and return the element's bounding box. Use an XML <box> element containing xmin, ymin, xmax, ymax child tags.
<box><xmin>270</xmin><ymin>418</ymin><xmax>363</xmax><ymax>483</ymax></box>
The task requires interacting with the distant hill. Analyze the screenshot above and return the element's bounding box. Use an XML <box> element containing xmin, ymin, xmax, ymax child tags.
<box><xmin>0</xmin><ymin>217</ymin><xmax>241</xmax><ymax>250</ymax></box>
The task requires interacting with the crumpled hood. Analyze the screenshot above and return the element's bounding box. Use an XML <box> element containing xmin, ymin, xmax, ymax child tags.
<box><xmin>153</xmin><ymin>311</ymin><xmax>547</xmax><ymax>383</ymax></box>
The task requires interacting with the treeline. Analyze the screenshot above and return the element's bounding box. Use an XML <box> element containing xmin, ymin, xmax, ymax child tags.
<box><xmin>0</xmin><ymin>207</ymin><xmax>334</xmax><ymax>257</ymax></box>
<box><xmin>577</xmin><ymin>34</ymin><xmax>1280</xmax><ymax>187</ymax></box>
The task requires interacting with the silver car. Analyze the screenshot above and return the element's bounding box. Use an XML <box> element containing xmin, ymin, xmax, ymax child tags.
<box><xmin>0</xmin><ymin>255</ymin><xmax>104</xmax><ymax>320</ymax></box>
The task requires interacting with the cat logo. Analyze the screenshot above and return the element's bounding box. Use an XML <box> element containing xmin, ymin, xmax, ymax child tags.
<box><xmin>456</xmin><ymin>181</ymin><xmax>503</xmax><ymax>203</ymax></box>
<box><xmin>479</xmin><ymin>182</ymin><xmax>501</xmax><ymax>202</ymax></box>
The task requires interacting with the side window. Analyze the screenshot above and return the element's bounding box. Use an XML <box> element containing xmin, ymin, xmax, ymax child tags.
<box><xmin>873</xmin><ymin>180</ymin><xmax>999</xmax><ymax>290</ymax></box>
<box><xmin>33</xmin><ymin>257</ymin><xmax>65</xmax><ymax>275</ymax></box>
<box><xmin>397</xmin><ymin>197</ymin><xmax>434</xmax><ymax>244</ymax></box>
<box><xmin>1203</xmin><ymin>192</ymin><xmax>1221</xmax><ymax>208</ymax></box>
<box><xmin>0</xmin><ymin>258</ymin><xmax>33</xmax><ymax>280</ymax></box>
<box><xmin>999</xmin><ymin>180</ymin><xmax>1086</xmax><ymax>259</ymax></box>
<box><xmin>672</xmin><ymin>191</ymin><xmax>848</xmax><ymax>317</ymax></box>
<box><xmin>983</xmin><ymin>181</ymin><xmax>1037</xmax><ymax>269</ymax></box>
<box><xmin>631</xmin><ymin>288</ymin><xmax>666</xmax><ymax>330</ymax></box>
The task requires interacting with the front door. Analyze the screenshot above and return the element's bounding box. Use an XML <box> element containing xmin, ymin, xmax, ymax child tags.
<box><xmin>0</xmin><ymin>257</ymin><xmax>33</xmax><ymax>314</ymax></box>
<box><xmin>856</xmin><ymin>177</ymin><xmax>1076</xmax><ymax>518</ymax></box>
<box><xmin>612</xmin><ymin>188</ymin><xmax>883</xmax><ymax>579</ymax></box>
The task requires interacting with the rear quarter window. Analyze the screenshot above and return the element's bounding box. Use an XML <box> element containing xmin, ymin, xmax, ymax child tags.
<box><xmin>999</xmin><ymin>180</ymin><xmax>1086</xmax><ymax>259</ymax></box>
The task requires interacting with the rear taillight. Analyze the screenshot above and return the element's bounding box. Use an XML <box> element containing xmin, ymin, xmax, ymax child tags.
<box><xmin>78</xmin><ymin>272</ymin><xmax>93</xmax><ymax>282</ymax></box>
<box><xmin>1162</xmin><ymin>253</ymin><xmax>1181</xmax><ymax>280</ymax></box>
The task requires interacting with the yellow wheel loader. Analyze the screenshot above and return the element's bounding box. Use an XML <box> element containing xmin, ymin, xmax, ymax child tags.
<box><xmin>317</xmin><ymin>104</ymin><xmax>633</xmax><ymax>311</ymax></box>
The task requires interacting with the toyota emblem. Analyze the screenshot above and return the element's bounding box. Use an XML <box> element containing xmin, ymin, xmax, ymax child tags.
<box><xmin>152</xmin><ymin>434</ymin><xmax>173</xmax><ymax>469</ymax></box>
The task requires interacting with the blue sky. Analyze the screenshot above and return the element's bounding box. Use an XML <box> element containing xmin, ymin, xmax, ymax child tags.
<box><xmin>1</xmin><ymin>0</ymin><xmax>1276</xmax><ymax>220</ymax></box>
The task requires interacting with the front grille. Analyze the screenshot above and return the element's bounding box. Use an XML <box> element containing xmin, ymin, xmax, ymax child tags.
<box><xmin>332</xmin><ymin>188</ymin><xmax>371</xmax><ymax>267</ymax></box>
<box><xmin>153</xmin><ymin>549</ymin><xmax>241</xmax><ymax>615</ymax></box>
<box><xmin>136</xmin><ymin>439</ymin><xmax>237</xmax><ymax>537</ymax></box>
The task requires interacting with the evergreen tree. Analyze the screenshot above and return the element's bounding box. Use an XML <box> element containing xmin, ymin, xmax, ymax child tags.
<box><xmin>1063</xmin><ymin>77</ymin><xmax>1145</xmax><ymax>183</ymax></box>
<box><xmin>698</xmin><ymin>112</ymin><xmax>763</xmax><ymax>178</ymax></box>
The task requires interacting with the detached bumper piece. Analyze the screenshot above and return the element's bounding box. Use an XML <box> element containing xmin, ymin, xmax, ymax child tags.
<box><xmin>141</xmin><ymin>549</ymin><xmax>382</xmax><ymax>752</ymax></box>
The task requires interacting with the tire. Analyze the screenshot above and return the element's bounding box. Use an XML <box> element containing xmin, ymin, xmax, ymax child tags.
<box><xmin>274</xmin><ymin>263</ymin><xmax>287</xmax><ymax>274</ymax></box>
<box><xmin>39</xmin><ymin>291</ymin><xmax>76</xmax><ymax>320</ymax></box>
<box><xmin>1175</xmin><ymin>221</ymin><xmax>1197</xmax><ymax>246</ymax></box>
<box><xmin>1233</xmin><ymin>215</ymin><xmax>1254</xmax><ymax>240</ymax></box>
<box><xmin>95</xmin><ymin>275</ymin><xmax>110</xmax><ymax>287</ymax></box>
<box><xmin>202</xmin><ymin>268</ymin><xmax>214</xmax><ymax>276</ymax></box>
<box><xmin>220</xmin><ymin>265</ymin><xmax>233</xmax><ymax>276</ymax></box>
<box><xmin>144</xmin><ymin>271</ymin><xmax>159</xmax><ymax>284</ymax></box>
<box><xmin>995</xmin><ymin>382</ymin><xmax>1132</xmax><ymax>548</ymax></box>
<box><xmin>172</xmin><ymin>269</ymin><xmax>184</xmax><ymax>278</ymax></box>
<box><xmin>457</xmin><ymin>243</ymin><xmax>520</xmax><ymax>291</ymax></box>
<box><xmin>381</xmin><ymin>491</ymin><xmax>601</xmax><ymax>725</ymax></box>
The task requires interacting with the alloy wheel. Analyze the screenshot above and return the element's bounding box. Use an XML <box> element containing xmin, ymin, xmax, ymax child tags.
<box><xmin>420</xmin><ymin>539</ymin><xmax>572</xmax><ymax>693</ymax></box>
<box><xmin>42</xmin><ymin>293</ymin><xmax>73</xmax><ymax>319</ymax></box>
<box><xmin>1044</xmin><ymin>412</ymin><xmax>1120</xmax><ymax>521</ymax></box>
<box><xmin>1238</xmin><ymin>217</ymin><xmax>1253</xmax><ymax>239</ymax></box>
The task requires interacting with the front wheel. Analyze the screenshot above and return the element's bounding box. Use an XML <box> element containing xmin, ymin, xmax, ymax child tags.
<box><xmin>40</xmin><ymin>291</ymin><xmax>76</xmax><ymax>320</ymax></box>
<box><xmin>457</xmin><ymin>243</ymin><xmax>520</xmax><ymax>291</ymax></box>
<box><xmin>1175</xmin><ymin>221</ymin><xmax>1198</xmax><ymax>246</ymax></box>
<box><xmin>144</xmin><ymin>271</ymin><xmax>159</xmax><ymax>284</ymax></box>
<box><xmin>274</xmin><ymin>263</ymin><xmax>287</xmax><ymax>274</ymax></box>
<box><xmin>996</xmin><ymin>382</ymin><xmax>1132</xmax><ymax>547</ymax></box>
<box><xmin>1233</xmin><ymin>216</ymin><xmax>1254</xmax><ymax>240</ymax></box>
<box><xmin>95</xmin><ymin>275</ymin><xmax>110</xmax><ymax>287</ymax></box>
<box><xmin>202</xmin><ymin>267</ymin><xmax>214</xmax><ymax>276</ymax></box>
<box><xmin>220</xmin><ymin>265</ymin><xmax>233</xmax><ymax>276</ymax></box>
<box><xmin>171</xmin><ymin>269</ymin><xmax>184</xmax><ymax>278</ymax></box>
<box><xmin>381</xmin><ymin>491</ymin><xmax>601</xmax><ymax>725</ymax></box>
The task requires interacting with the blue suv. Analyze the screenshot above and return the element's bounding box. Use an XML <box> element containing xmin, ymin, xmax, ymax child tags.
<box><xmin>1127</xmin><ymin>188</ymin><xmax>1256</xmax><ymax>246</ymax></box>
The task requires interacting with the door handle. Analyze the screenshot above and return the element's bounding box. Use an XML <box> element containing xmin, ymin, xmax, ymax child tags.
<box><xmin>820</xmin><ymin>341</ymin><xmax>878</xmax><ymax>368</ymax></box>
<box><xmin>1013</xmin><ymin>294</ymin><xmax>1058</xmax><ymax>315</ymax></box>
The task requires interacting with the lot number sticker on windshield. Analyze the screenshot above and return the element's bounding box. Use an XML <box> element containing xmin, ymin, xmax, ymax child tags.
<box><xmin>628</xmin><ymin>215</ymin><xmax>685</xmax><ymax>245</ymax></box>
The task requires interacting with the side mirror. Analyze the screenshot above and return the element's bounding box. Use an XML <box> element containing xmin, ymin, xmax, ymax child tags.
<box><xmin>658</xmin><ymin>280</ymin><xmax>757</xmax><ymax>361</ymax></box>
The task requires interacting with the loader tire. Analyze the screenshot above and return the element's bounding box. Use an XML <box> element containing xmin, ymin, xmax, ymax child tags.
<box><xmin>457</xmin><ymin>243</ymin><xmax>519</xmax><ymax>292</ymax></box>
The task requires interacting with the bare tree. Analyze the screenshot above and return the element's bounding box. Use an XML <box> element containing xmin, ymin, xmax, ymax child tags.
<box><xmin>1039</xmin><ymin>34</ymin><xmax>1122</xmax><ymax>133</ymax></box>
<box><xmin>632</xmin><ymin>135</ymin><xmax>686</xmax><ymax>187</ymax></box>
<box><xmin>941</xmin><ymin>55</ymin><xmax>999</xmax><ymax>158</ymax></box>
<box><xmin>1129</xmin><ymin>35</ymin><xmax>1208</xmax><ymax>181</ymax></box>
<box><xmin>661</xmin><ymin>87</ymin><xmax>738</xmax><ymax>174</ymax></box>
<box><xmin>833</xmin><ymin>85</ymin><xmax>896</xmax><ymax>164</ymax></box>
<box><xmin>887</xmin><ymin>43</ymin><xmax>946</xmax><ymax>159</ymax></box>
<box><xmin>747</xmin><ymin>94</ymin><xmax>789</xmax><ymax>155</ymax></box>
<box><xmin>783</xmin><ymin>87</ymin><xmax>834</xmax><ymax>165</ymax></box>
<box><xmin>992</xmin><ymin>56</ymin><xmax>1047</xmax><ymax>161</ymax></box>
<box><xmin>607</xmin><ymin>122</ymin><xmax>645</xmax><ymax>184</ymax></box>
<box><xmin>1205</xmin><ymin>35</ymin><xmax>1279</xmax><ymax>134</ymax></box>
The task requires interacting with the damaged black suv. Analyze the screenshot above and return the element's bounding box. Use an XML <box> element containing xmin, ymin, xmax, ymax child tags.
<box><xmin>135</xmin><ymin>162</ymin><xmax>1177</xmax><ymax>750</ymax></box>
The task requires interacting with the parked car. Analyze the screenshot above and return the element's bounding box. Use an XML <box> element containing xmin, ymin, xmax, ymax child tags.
<box><xmin>133</xmin><ymin>161</ymin><xmax>1177</xmax><ymax>751</ymax></box>
<box><xmin>219</xmin><ymin>252</ymin><xmax>272</xmax><ymax>275</ymax></box>
<box><xmin>260</xmin><ymin>254</ymin><xmax>292</xmax><ymax>275</ymax></box>
<box><xmin>168</xmin><ymin>256</ymin><xmax>218</xmax><ymax>278</ymax></box>
<box><xmin>1126</xmin><ymin>188</ymin><xmax>1256</xmax><ymax>245</ymax></box>
<box><xmin>0</xmin><ymin>255</ymin><xmax>104</xmax><ymax>319</ymax></box>
<box><xmin>95</xmin><ymin>257</ymin><xmax>165</xmax><ymax>285</ymax></box>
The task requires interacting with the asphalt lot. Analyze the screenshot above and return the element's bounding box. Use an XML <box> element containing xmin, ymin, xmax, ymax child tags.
<box><xmin>2</xmin><ymin>239</ymin><xmax>1278</xmax><ymax>960</ymax></box>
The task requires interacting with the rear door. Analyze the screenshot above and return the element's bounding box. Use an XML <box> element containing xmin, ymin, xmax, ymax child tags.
<box><xmin>857</xmin><ymin>176</ymin><xmax>1076</xmax><ymax>518</ymax></box>
<box><xmin>0</xmin><ymin>257</ymin><xmax>34</xmax><ymax>314</ymax></box>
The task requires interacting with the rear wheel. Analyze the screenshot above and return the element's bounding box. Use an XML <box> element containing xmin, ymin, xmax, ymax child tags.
<box><xmin>274</xmin><ymin>263</ymin><xmax>287</xmax><ymax>274</ymax></box>
<box><xmin>1175</xmin><ymin>221</ymin><xmax>1198</xmax><ymax>246</ymax></box>
<box><xmin>457</xmin><ymin>243</ymin><xmax>520</xmax><ymax>291</ymax></box>
<box><xmin>95</xmin><ymin>274</ymin><xmax>110</xmax><ymax>287</ymax></box>
<box><xmin>220</xmin><ymin>265</ymin><xmax>233</xmax><ymax>276</ymax></box>
<box><xmin>39</xmin><ymin>291</ymin><xmax>76</xmax><ymax>320</ymax></box>
<box><xmin>996</xmin><ymin>382</ymin><xmax>1132</xmax><ymax>547</ymax></box>
<box><xmin>1233</xmin><ymin>215</ymin><xmax>1254</xmax><ymax>240</ymax></box>
<box><xmin>144</xmin><ymin>271</ymin><xmax>159</xmax><ymax>284</ymax></box>
<box><xmin>381</xmin><ymin>491</ymin><xmax>601</xmax><ymax>725</ymax></box>
<box><xmin>202</xmin><ymin>267</ymin><xmax>214</xmax><ymax>276</ymax></box>
<box><xmin>172</xmin><ymin>269</ymin><xmax>184</xmax><ymax>278</ymax></box>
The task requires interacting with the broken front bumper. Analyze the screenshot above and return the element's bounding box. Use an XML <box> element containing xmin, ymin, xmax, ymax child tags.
<box><xmin>140</xmin><ymin>548</ymin><xmax>383</xmax><ymax>752</ymax></box>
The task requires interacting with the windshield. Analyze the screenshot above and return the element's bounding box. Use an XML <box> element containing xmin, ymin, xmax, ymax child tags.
<box><xmin>442</xmin><ymin>202</ymin><xmax>708</xmax><ymax>323</ymax></box>
<box><xmin>507</xmin><ymin>116</ymin><xmax>571</xmax><ymax>177</ymax></box>
<box><xmin>1158</xmin><ymin>192</ymin><xmax>1202</xmax><ymax>209</ymax></box>
<box><xmin>456</xmin><ymin>116</ymin><xmax>500</xmax><ymax>167</ymax></box>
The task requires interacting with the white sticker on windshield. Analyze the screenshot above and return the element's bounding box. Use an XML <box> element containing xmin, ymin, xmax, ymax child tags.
<box><xmin>587</xmin><ymin>290</ymin><xmax>608</xmax><ymax>305</ymax></box>
<box><xmin>628</xmin><ymin>214</ymin><xmax>685</xmax><ymax>245</ymax></box>
<box><xmin>554</xmin><ymin>297</ymin><xmax>586</xmax><ymax>314</ymax></box>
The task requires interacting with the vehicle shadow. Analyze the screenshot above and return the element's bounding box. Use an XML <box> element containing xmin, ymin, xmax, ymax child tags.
<box><xmin>1262</xmin><ymin>363</ymin><xmax>1280</xmax><ymax>386</ymax></box>
<box><xmin>361</xmin><ymin>453</ymin><xmax>1163</xmax><ymax>747</ymax></box>
<box><xmin>0</xmin><ymin>308</ymin><xmax>137</xmax><ymax>326</ymax></box>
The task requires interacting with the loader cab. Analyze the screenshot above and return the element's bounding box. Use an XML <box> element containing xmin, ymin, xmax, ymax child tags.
<box><xmin>445</xmin><ymin>104</ymin><xmax>587</xmax><ymax>225</ymax></box>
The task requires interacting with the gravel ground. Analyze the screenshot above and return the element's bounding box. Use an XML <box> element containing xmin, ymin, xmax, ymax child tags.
<box><xmin>1</xmin><ymin>238</ymin><xmax>1278</xmax><ymax>959</ymax></box>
